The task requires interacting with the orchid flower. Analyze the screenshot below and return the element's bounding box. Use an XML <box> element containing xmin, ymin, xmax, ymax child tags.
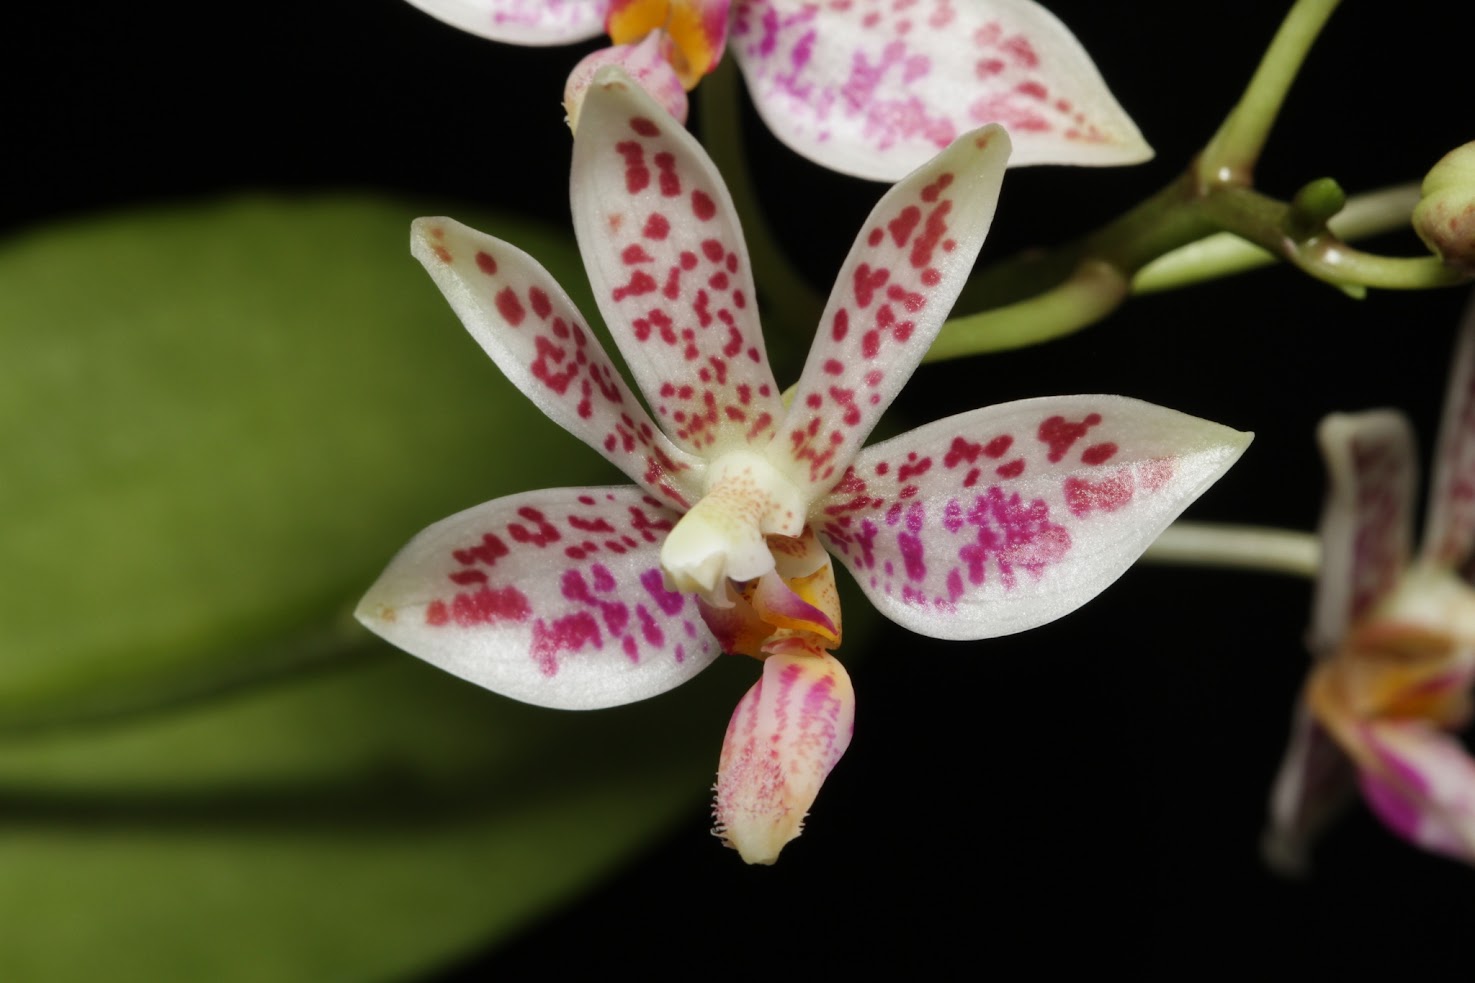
<box><xmin>1266</xmin><ymin>301</ymin><xmax>1475</xmax><ymax>872</ymax></box>
<box><xmin>356</xmin><ymin>67</ymin><xmax>1248</xmax><ymax>863</ymax></box>
<box><xmin>402</xmin><ymin>0</ymin><xmax>1152</xmax><ymax>179</ymax></box>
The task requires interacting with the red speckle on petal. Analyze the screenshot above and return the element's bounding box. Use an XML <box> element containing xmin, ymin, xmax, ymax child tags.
<box><xmin>630</xmin><ymin>116</ymin><xmax>660</xmax><ymax>137</ymax></box>
<box><xmin>909</xmin><ymin>201</ymin><xmax>953</xmax><ymax>269</ymax></box>
<box><xmin>1039</xmin><ymin>413</ymin><xmax>1102</xmax><ymax>462</ymax></box>
<box><xmin>528</xmin><ymin>287</ymin><xmax>551</xmax><ymax>320</ymax></box>
<box><xmin>643</xmin><ymin>213</ymin><xmax>670</xmax><ymax>239</ymax></box>
<box><xmin>888</xmin><ymin>205</ymin><xmax>921</xmax><ymax>246</ymax></box>
<box><xmin>692</xmin><ymin>190</ymin><xmax>716</xmax><ymax>221</ymax></box>
<box><xmin>921</xmin><ymin>172</ymin><xmax>954</xmax><ymax>204</ymax></box>
<box><xmin>1064</xmin><ymin>471</ymin><xmax>1134</xmax><ymax>516</ymax></box>
<box><xmin>853</xmin><ymin>263</ymin><xmax>889</xmax><ymax>307</ymax></box>
<box><xmin>1082</xmin><ymin>442</ymin><xmax>1118</xmax><ymax>465</ymax></box>
<box><xmin>441</xmin><ymin>585</ymin><xmax>532</xmax><ymax>628</ymax></box>
<box><xmin>944</xmin><ymin>436</ymin><xmax>983</xmax><ymax>468</ymax></box>
<box><xmin>655</xmin><ymin>151</ymin><xmax>681</xmax><ymax>197</ymax></box>
<box><xmin>616</xmin><ymin>141</ymin><xmax>650</xmax><ymax>194</ymax></box>
<box><xmin>495</xmin><ymin>287</ymin><xmax>525</xmax><ymax>326</ymax></box>
<box><xmin>531</xmin><ymin>611</ymin><xmax>602</xmax><ymax>677</ymax></box>
<box><xmin>453</xmin><ymin>532</ymin><xmax>509</xmax><ymax>567</ymax></box>
<box><xmin>1140</xmin><ymin>457</ymin><xmax>1175</xmax><ymax>492</ymax></box>
<box><xmin>1003</xmin><ymin>35</ymin><xmax>1039</xmax><ymax>68</ymax></box>
<box><xmin>474</xmin><ymin>251</ymin><xmax>497</xmax><ymax>275</ymax></box>
<box><xmin>832</xmin><ymin>308</ymin><xmax>850</xmax><ymax>341</ymax></box>
<box><xmin>612</xmin><ymin>270</ymin><xmax>658</xmax><ymax>302</ymax></box>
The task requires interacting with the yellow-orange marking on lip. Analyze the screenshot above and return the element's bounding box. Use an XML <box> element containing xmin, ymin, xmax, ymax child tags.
<box><xmin>606</xmin><ymin>0</ymin><xmax>726</xmax><ymax>89</ymax></box>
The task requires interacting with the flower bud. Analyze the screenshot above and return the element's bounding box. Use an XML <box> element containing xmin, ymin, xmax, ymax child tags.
<box><xmin>1413</xmin><ymin>143</ymin><xmax>1475</xmax><ymax>272</ymax></box>
<box><xmin>564</xmin><ymin>32</ymin><xmax>688</xmax><ymax>133</ymax></box>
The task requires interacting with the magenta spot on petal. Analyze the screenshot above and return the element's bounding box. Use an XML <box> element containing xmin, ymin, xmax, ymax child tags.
<box><xmin>640</xmin><ymin>568</ymin><xmax>686</xmax><ymax>614</ymax></box>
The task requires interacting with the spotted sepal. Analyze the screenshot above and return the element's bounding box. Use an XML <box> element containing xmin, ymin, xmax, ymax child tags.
<box><xmin>1423</xmin><ymin>299</ymin><xmax>1475</xmax><ymax>573</ymax></box>
<box><xmin>571</xmin><ymin>67</ymin><xmax>786</xmax><ymax>458</ymax></box>
<box><xmin>811</xmin><ymin>395</ymin><xmax>1251</xmax><ymax>640</ymax></box>
<box><xmin>728</xmin><ymin>0</ymin><xmax>1152</xmax><ymax>181</ymax></box>
<box><xmin>1309</xmin><ymin>412</ymin><xmax>1417</xmax><ymax>657</ymax></box>
<box><xmin>402</xmin><ymin>0</ymin><xmax>608</xmax><ymax>44</ymax></box>
<box><xmin>714</xmin><ymin>650</ymin><xmax>854</xmax><ymax>864</ymax></box>
<box><xmin>357</xmin><ymin>486</ymin><xmax>720</xmax><ymax>710</ymax></box>
<box><xmin>775</xmin><ymin>124</ymin><xmax>1010</xmax><ymax>500</ymax></box>
<box><xmin>412</xmin><ymin>217</ymin><xmax>704</xmax><ymax>511</ymax></box>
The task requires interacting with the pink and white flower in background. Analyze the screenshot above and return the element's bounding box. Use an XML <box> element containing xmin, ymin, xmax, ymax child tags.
<box><xmin>401</xmin><ymin>0</ymin><xmax>1152</xmax><ymax>179</ymax></box>
<box><xmin>1266</xmin><ymin>300</ymin><xmax>1475</xmax><ymax>872</ymax></box>
<box><xmin>356</xmin><ymin>67</ymin><xmax>1246</xmax><ymax>863</ymax></box>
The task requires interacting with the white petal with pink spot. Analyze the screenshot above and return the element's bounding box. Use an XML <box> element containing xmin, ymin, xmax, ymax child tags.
<box><xmin>357</xmin><ymin>487</ymin><xmax>721</xmax><ymax>709</ymax></box>
<box><xmin>729</xmin><ymin>0</ymin><xmax>1152</xmax><ymax>180</ymax></box>
<box><xmin>411</xmin><ymin>217</ymin><xmax>705</xmax><ymax>512</ymax></box>
<box><xmin>777</xmin><ymin>123</ymin><xmax>1009</xmax><ymax>499</ymax></box>
<box><xmin>403</xmin><ymin>0</ymin><xmax>609</xmax><ymax>44</ymax></box>
<box><xmin>572</xmin><ymin>70</ymin><xmax>786</xmax><ymax>458</ymax></box>
<box><xmin>813</xmin><ymin>395</ymin><xmax>1251</xmax><ymax>639</ymax></box>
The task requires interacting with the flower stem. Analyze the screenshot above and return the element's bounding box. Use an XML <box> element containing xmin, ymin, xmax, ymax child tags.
<box><xmin>1142</xmin><ymin>521</ymin><xmax>1320</xmax><ymax>578</ymax></box>
<box><xmin>1195</xmin><ymin>185</ymin><xmax>1470</xmax><ymax>291</ymax></box>
<box><xmin>1133</xmin><ymin>183</ymin><xmax>1420</xmax><ymax>293</ymax></box>
<box><xmin>1195</xmin><ymin>0</ymin><xmax>1344</xmax><ymax>187</ymax></box>
<box><xmin>924</xmin><ymin>260</ymin><xmax>1129</xmax><ymax>361</ymax></box>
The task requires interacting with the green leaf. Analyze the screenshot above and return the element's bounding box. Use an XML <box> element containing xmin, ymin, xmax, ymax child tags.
<box><xmin>0</xmin><ymin>195</ymin><xmax>615</xmax><ymax>726</ymax></box>
<box><xmin>0</xmin><ymin>648</ymin><xmax>748</xmax><ymax>982</ymax></box>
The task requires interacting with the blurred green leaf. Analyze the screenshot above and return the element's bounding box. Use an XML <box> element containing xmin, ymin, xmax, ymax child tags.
<box><xmin>0</xmin><ymin>647</ymin><xmax>748</xmax><ymax>982</ymax></box>
<box><xmin>0</xmin><ymin>195</ymin><xmax>617</xmax><ymax>725</ymax></box>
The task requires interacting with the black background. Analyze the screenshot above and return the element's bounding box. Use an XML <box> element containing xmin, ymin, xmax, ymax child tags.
<box><xmin>8</xmin><ymin>1</ymin><xmax>1475</xmax><ymax>976</ymax></box>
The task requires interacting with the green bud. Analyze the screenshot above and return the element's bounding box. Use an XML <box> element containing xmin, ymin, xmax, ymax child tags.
<box><xmin>1413</xmin><ymin>142</ymin><xmax>1475</xmax><ymax>271</ymax></box>
<box><xmin>1285</xmin><ymin>177</ymin><xmax>1346</xmax><ymax>240</ymax></box>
